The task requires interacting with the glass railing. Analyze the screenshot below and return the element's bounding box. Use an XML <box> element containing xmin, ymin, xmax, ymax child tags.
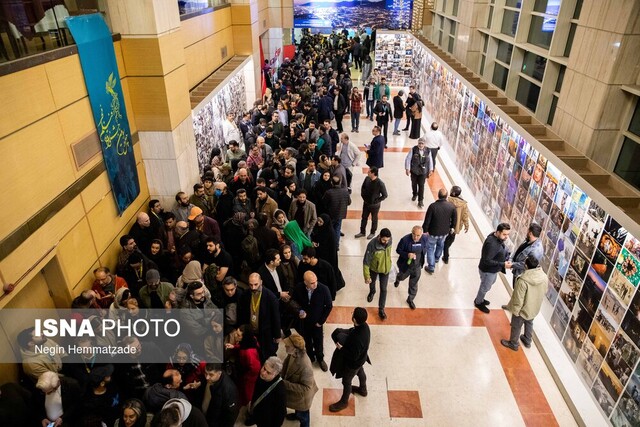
<box><xmin>0</xmin><ymin>0</ymin><xmax>108</xmax><ymax>63</ymax></box>
<box><xmin>178</xmin><ymin>0</ymin><xmax>228</xmax><ymax>16</ymax></box>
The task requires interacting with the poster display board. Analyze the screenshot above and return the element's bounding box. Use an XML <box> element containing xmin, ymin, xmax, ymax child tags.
<box><xmin>192</xmin><ymin>73</ymin><xmax>247</xmax><ymax>173</ymax></box>
<box><xmin>399</xmin><ymin>34</ymin><xmax>640</xmax><ymax>425</ymax></box>
<box><xmin>374</xmin><ymin>33</ymin><xmax>414</xmax><ymax>87</ymax></box>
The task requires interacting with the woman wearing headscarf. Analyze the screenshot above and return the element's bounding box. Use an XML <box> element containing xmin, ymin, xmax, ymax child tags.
<box><xmin>312</xmin><ymin>214</ymin><xmax>339</xmax><ymax>269</ymax></box>
<box><xmin>222</xmin><ymin>212</ymin><xmax>247</xmax><ymax>277</ymax></box>
<box><xmin>176</xmin><ymin>260</ymin><xmax>204</xmax><ymax>289</ymax></box>
<box><xmin>109</xmin><ymin>288</ymin><xmax>132</xmax><ymax>320</ymax></box>
<box><xmin>278</xmin><ymin>245</ymin><xmax>299</xmax><ymax>293</ymax></box>
<box><xmin>281</xmin><ymin>333</ymin><xmax>318</xmax><ymax>427</ymax></box>
<box><xmin>311</xmin><ymin>170</ymin><xmax>332</xmax><ymax>214</ymax></box>
<box><xmin>283</xmin><ymin>221</ymin><xmax>313</xmax><ymax>260</ymax></box>
<box><xmin>166</xmin><ymin>343</ymin><xmax>206</xmax><ymax>403</ymax></box>
<box><xmin>271</xmin><ymin>209</ymin><xmax>289</xmax><ymax>246</ymax></box>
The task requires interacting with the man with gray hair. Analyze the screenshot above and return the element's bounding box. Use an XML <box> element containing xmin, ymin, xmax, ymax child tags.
<box><xmin>404</xmin><ymin>137</ymin><xmax>433</xmax><ymax>208</ymax></box>
<box><xmin>247</xmin><ymin>356</ymin><xmax>286</xmax><ymax>426</ymax></box>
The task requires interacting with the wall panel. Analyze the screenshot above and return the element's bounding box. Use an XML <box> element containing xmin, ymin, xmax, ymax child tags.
<box><xmin>56</xmin><ymin>217</ymin><xmax>98</xmax><ymax>286</ymax></box>
<box><xmin>0</xmin><ymin>66</ymin><xmax>56</xmax><ymax>139</ymax></box>
<box><xmin>0</xmin><ymin>115</ymin><xmax>76</xmax><ymax>240</ymax></box>
<box><xmin>44</xmin><ymin>55</ymin><xmax>87</xmax><ymax>110</ymax></box>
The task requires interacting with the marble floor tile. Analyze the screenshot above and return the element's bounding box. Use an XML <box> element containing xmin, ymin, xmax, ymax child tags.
<box><xmin>387</xmin><ymin>390</ymin><xmax>423</xmax><ymax>418</ymax></box>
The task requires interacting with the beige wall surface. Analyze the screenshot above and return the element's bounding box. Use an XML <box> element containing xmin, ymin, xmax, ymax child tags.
<box><xmin>0</xmin><ymin>41</ymin><xmax>149</xmax><ymax>311</ymax></box>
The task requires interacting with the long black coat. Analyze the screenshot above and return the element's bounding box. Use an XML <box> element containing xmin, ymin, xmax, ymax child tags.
<box><xmin>291</xmin><ymin>281</ymin><xmax>333</xmax><ymax>326</ymax></box>
<box><xmin>238</xmin><ymin>287</ymin><xmax>281</xmax><ymax>361</ymax></box>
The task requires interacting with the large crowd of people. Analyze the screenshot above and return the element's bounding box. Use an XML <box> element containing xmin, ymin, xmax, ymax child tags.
<box><xmin>1</xmin><ymin>28</ymin><xmax>549</xmax><ymax>427</ymax></box>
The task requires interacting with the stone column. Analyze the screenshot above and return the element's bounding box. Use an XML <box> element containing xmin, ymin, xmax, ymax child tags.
<box><xmin>106</xmin><ymin>0</ymin><xmax>199</xmax><ymax>209</ymax></box>
<box><xmin>552</xmin><ymin>0</ymin><xmax>640</xmax><ymax>169</ymax></box>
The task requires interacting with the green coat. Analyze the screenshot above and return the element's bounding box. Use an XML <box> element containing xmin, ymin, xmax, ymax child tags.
<box><xmin>505</xmin><ymin>267</ymin><xmax>547</xmax><ymax>320</ymax></box>
<box><xmin>138</xmin><ymin>281</ymin><xmax>174</xmax><ymax>309</ymax></box>
<box><xmin>362</xmin><ymin>236</ymin><xmax>392</xmax><ymax>281</ymax></box>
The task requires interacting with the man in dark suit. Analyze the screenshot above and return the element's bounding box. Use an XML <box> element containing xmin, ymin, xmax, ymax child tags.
<box><xmin>292</xmin><ymin>271</ymin><xmax>333</xmax><ymax>371</ymax></box>
<box><xmin>331</xmin><ymin>86</ymin><xmax>347</xmax><ymax>133</ymax></box>
<box><xmin>328</xmin><ymin>307</ymin><xmax>371</xmax><ymax>412</ymax></box>
<box><xmin>392</xmin><ymin>90</ymin><xmax>405</xmax><ymax>135</ymax></box>
<box><xmin>365</xmin><ymin>126</ymin><xmax>385</xmax><ymax>170</ymax></box>
<box><xmin>373</xmin><ymin>95</ymin><xmax>391</xmax><ymax>146</ymax></box>
<box><xmin>239</xmin><ymin>273</ymin><xmax>282</xmax><ymax>362</ymax></box>
<box><xmin>257</xmin><ymin>249</ymin><xmax>295</xmax><ymax>333</ymax></box>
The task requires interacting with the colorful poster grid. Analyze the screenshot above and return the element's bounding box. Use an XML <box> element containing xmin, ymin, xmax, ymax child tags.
<box><xmin>404</xmin><ymin>36</ymin><xmax>640</xmax><ymax>425</ymax></box>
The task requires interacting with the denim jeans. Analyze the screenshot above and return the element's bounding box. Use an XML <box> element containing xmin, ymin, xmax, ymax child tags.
<box><xmin>295</xmin><ymin>410</ymin><xmax>310</xmax><ymax>427</ymax></box>
<box><xmin>426</xmin><ymin>234</ymin><xmax>446</xmax><ymax>270</ymax></box>
<box><xmin>333</xmin><ymin>219</ymin><xmax>343</xmax><ymax>248</ymax></box>
<box><xmin>393</xmin><ymin>117</ymin><xmax>402</xmax><ymax>133</ymax></box>
<box><xmin>351</xmin><ymin>113</ymin><xmax>360</xmax><ymax>131</ymax></box>
<box><xmin>366</xmin><ymin>99</ymin><xmax>375</xmax><ymax>120</ymax></box>
<box><xmin>475</xmin><ymin>269</ymin><xmax>498</xmax><ymax>305</ymax></box>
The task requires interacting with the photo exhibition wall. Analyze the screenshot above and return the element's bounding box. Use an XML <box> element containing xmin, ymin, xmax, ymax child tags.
<box><xmin>390</xmin><ymin>33</ymin><xmax>640</xmax><ymax>426</ymax></box>
<box><xmin>192</xmin><ymin>73</ymin><xmax>247</xmax><ymax>173</ymax></box>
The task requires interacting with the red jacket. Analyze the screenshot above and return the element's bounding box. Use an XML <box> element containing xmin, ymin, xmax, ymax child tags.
<box><xmin>91</xmin><ymin>275</ymin><xmax>128</xmax><ymax>308</ymax></box>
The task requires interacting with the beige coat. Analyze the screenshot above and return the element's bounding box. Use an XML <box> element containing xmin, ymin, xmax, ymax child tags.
<box><xmin>505</xmin><ymin>267</ymin><xmax>547</xmax><ymax>320</ymax></box>
<box><xmin>448</xmin><ymin>196</ymin><xmax>470</xmax><ymax>234</ymax></box>
<box><xmin>281</xmin><ymin>352</ymin><xmax>319</xmax><ymax>411</ymax></box>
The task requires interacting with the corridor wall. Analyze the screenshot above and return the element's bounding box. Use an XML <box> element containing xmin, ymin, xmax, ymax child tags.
<box><xmin>387</xmin><ymin>32</ymin><xmax>640</xmax><ymax>426</ymax></box>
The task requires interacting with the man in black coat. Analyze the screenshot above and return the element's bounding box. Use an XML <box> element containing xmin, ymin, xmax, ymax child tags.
<box><xmin>239</xmin><ymin>273</ymin><xmax>282</xmax><ymax>362</ymax></box>
<box><xmin>365</xmin><ymin>126</ymin><xmax>385</xmax><ymax>169</ymax></box>
<box><xmin>373</xmin><ymin>95</ymin><xmax>391</xmax><ymax>146</ymax></box>
<box><xmin>422</xmin><ymin>188</ymin><xmax>457</xmax><ymax>273</ymax></box>
<box><xmin>297</xmin><ymin>246</ymin><xmax>339</xmax><ymax>300</ymax></box>
<box><xmin>201</xmin><ymin>364</ymin><xmax>239</xmax><ymax>427</ymax></box>
<box><xmin>392</xmin><ymin>90</ymin><xmax>405</xmax><ymax>135</ymax></box>
<box><xmin>292</xmin><ymin>271</ymin><xmax>333</xmax><ymax>371</ymax></box>
<box><xmin>322</xmin><ymin>175</ymin><xmax>351</xmax><ymax>247</ymax></box>
<box><xmin>329</xmin><ymin>307</ymin><xmax>371</xmax><ymax>412</ymax></box>
<box><xmin>331</xmin><ymin>86</ymin><xmax>347</xmax><ymax>133</ymax></box>
<box><xmin>257</xmin><ymin>249</ymin><xmax>295</xmax><ymax>333</ymax></box>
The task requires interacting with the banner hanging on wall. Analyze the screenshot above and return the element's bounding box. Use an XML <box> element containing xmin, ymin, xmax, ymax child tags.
<box><xmin>66</xmin><ymin>14</ymin><xmax>140</xmax><ymax>215</ymax></box>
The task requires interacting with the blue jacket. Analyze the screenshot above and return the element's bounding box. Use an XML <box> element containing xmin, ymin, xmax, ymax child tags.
<box><xmin>396</xmin><ymin>233</ymin><xmax>428</xmax><ymax>273</ymax></box>
<box><xmin>366</xmin><ymin>135</ymin><xmax>385</xmax><ymax>168</ymax></box>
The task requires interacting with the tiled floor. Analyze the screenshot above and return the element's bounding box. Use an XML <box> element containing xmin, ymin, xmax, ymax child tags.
<box><xmin>253</xmin><ymin>113</ymin><xmax>578</xmax><ymax>426</ymax></box>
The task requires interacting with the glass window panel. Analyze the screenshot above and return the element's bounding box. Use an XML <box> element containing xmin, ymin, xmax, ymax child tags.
<box><xmin>555</xmin><ymin>65</ymin><xmax>566</xmax><ymax>93</ymax></box>
<box><xmin>505</xmin><ymin>0</ymin><xmax>522</xmax><ymax>8</ymax></box>
<box><xmin>528</xmin><ymin>15</ymin><xmax>554</xmax><ymax>49</ymax></box>
<box><xmin>493</xmin><ymin>64</ymin><xmax>509</xmax><ymax>90</ymax></box>
<box><xmin>496</xmin><ymin>40</ymin><xmax>513</xmax><ymax>64</ymax></box>
<box><xmin>480</xmin><ymin>55</ymin><xmax>486</xmax><ymax>75</ymax></box>
<box><xmin>453</xmin><ymin>0</ymin><xmax>460</xmax><ymax>16</ymax></box>
<box><xmin>521</xmin><ymin>52</ymin><xmax>547</xmax><ymax>81</ymax></box>
<box><xmin>487</xmin><ymin>6</ymin><xmax>494</xmax><ymax>28</ymax></box>
<box><xmin>629</xmin><ymin>101</ymin><xmax>640</xmax><ymax>138</ymax></box>
<box><xmin>439</xmin><ymin>15</ymin><xmax>445</xmax><ymax>29</ymax></box>
<box><xmin>614</xmin><ymin>137</ymin><xmax>640</xmax><ymax>191</ymax></box>
<box><xmin>516</xmin><ymin>78</ymin><xmax>541</xmax><ymax>111</ymax></box>
<box><xmin>448</xmin><ymin>36</ymin><xmax>455</xmax><ymax>53</ymax></box>
<box><xmin>533</xmin><ymin>0</ymin><xmax>562</xmax><ymax>15</ymax></box>
<box><xmin>564</xmin><ymin>23</ymin><xmax>577</xmax><ymax>57</ymax></box>
<box><xmin>501</xmin><ymin>10</ymin><xmax>520</xmax><ymax>37</ymax></box>
<box><xmin>483</xmin><ymin>34</ymin><xmax>489</xmax><ymax>53</ymax></box>
<box><xmin>438</xmin><ymin>31</ymin><xmax>444</xmax><ymax>46</ymax></box>
<box><xmin>450</xmin><ymin>20</ymin><xmax>457</xmax><ymax>34</ymax></box>
<box><xmin>548</xmin><ymin>96</ymin><xmax>558</xmax><ymax>125</ymax></box>
<box><xmin>441</xmin><ymin>0</ymin><xmax>447</xmax><ymax>12</ymax></box>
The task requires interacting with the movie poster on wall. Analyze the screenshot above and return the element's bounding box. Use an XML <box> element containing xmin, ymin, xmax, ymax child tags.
<box><xmin>403</xmin><ymin>33</ymin><xmax>640</xmax><ymax>424</ymax></box>
<box><xmin>192</xmin><ymin>74</ymin><xmax>247</xmax><ymax>173</ymax></box>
